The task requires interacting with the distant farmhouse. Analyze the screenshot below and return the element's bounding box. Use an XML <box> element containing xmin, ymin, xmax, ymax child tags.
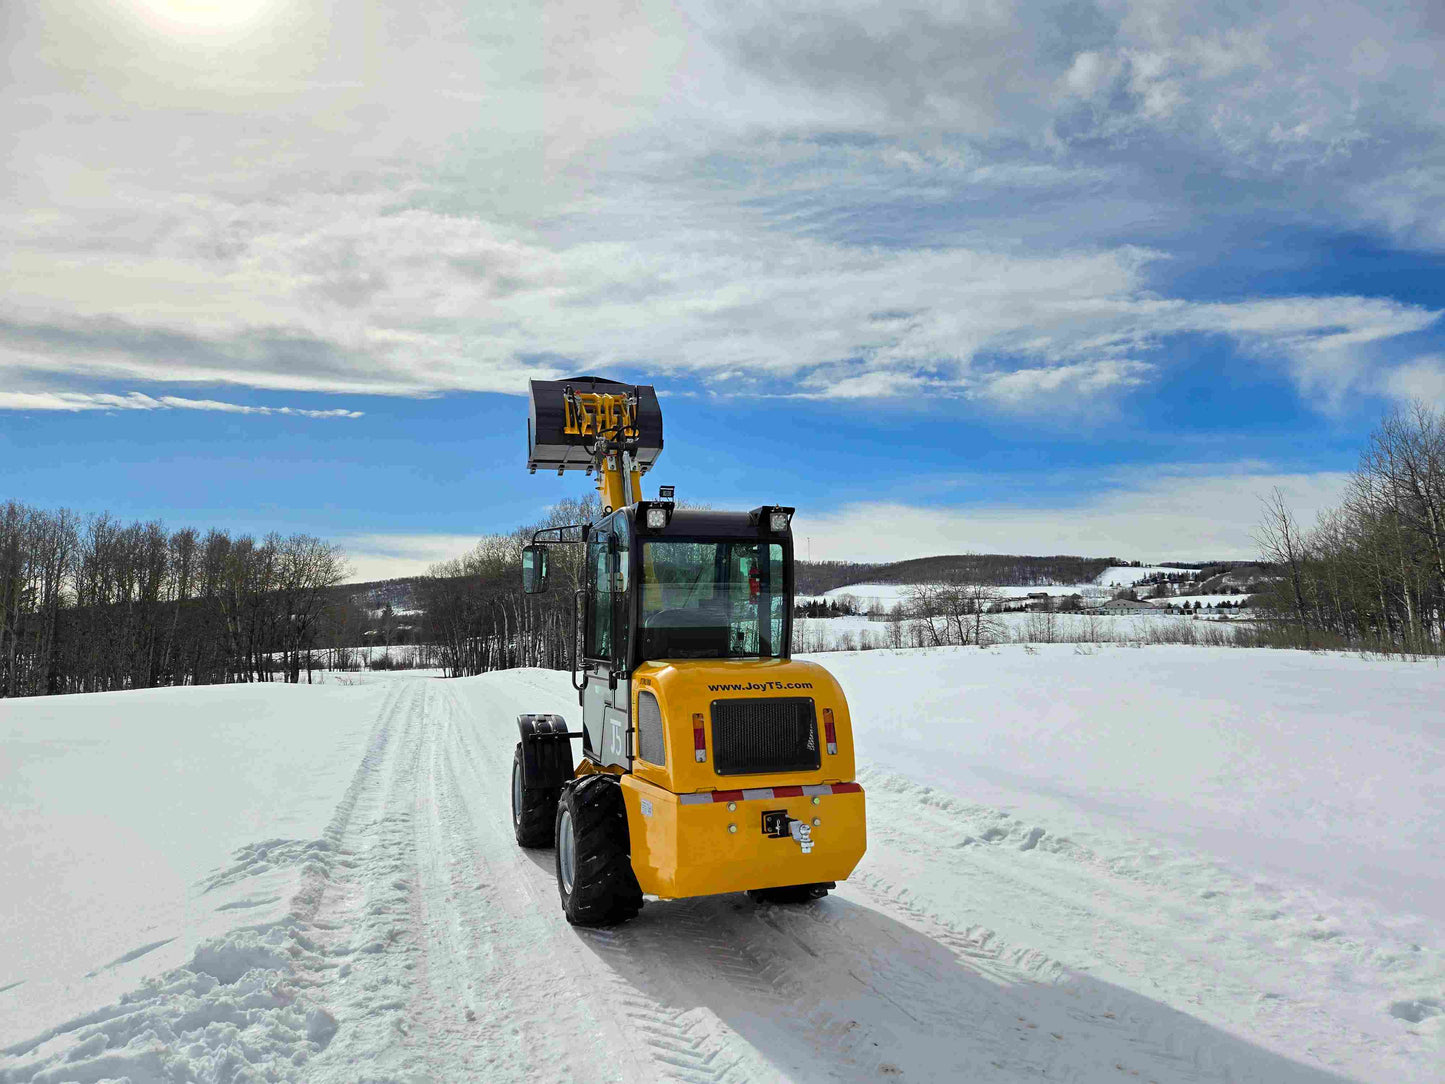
<box><xmin>1083</xmin><ymin>598</ymin><xmax>1156</xmax><ymax>615</ymax></box>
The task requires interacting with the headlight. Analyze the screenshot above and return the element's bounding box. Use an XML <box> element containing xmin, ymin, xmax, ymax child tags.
<box><xmin>646</xmin><ymin>507</ymin><xmax>669</xmax><ymax>529</ymax></box>
<box><xmin>769</xmin><ymin>511</ymin><xmax>791</xmax><ymax>532</ymax></box>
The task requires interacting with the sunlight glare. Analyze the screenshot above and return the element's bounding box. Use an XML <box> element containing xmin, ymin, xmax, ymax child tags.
<box><xmin>131</xmin><ymin>0</ymin><xmax>279</xmax><ymax>36</ymax></box>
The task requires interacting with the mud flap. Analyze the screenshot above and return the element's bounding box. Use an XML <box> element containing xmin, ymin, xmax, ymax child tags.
<box><xmin>517</xmin><ymin>714</ymin><xmax>575</xmax><ymax>789</ymax></box>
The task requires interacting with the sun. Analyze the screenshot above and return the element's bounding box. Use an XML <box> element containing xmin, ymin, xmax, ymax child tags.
<box><xmin>130</xmin><ymin>0</ymin><xmax>279</xmax><ymax>36</ymax></box>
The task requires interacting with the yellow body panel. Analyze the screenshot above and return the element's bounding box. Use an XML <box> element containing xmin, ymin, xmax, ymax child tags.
<box><xmin>612</xmin><ymin>656</ymin><xmax>866</xmax><ymax>898</ymax></box>
<box><xmin>628</xmin><ymin>658</ymin><xmax>857</xmax><ymax>793</ymax></box>
<box><xmin>621</xmin><ymin>775</ymin><xmax>867</xmax><ymax>898</ymax></box>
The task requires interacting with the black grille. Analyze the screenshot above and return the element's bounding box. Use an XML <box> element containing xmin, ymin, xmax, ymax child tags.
<box><xmin>711</xmin><ymin>698</ymin><xmax>819</xmax><ymax>776</ymax></box>
<box><xmin>637</xmin><ymin>691</ymin><xmax>665</xmax><ymax>765</ymax></box>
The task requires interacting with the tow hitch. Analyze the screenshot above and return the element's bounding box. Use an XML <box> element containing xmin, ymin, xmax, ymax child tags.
<box><xmin>761</xmin><ymin>809</ymin><xmax>814</xmax><ymax>854</ymax></box>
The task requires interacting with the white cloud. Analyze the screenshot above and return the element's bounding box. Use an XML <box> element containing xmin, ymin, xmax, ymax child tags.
<box><xmin>0</xmin><ymin>390</ymin><xmax>362</xmax><ymax>418</ymax></box>
<box><xmin>2</xmin><ymin>0</ymin><xmax>1442</xmax><ymax>417</ymax></box>
<box><xmin>3</xmin><ymin>192</ymin><xmax>1435</xmax><ymax>412</ymax></box>
<box><xmin>339</xmin><ymin>533</ymin><xmax>486</xmax><ymax>582</ymax></box>
<box><xmin>793</xmin><ymin>467</ymin><xmax>1354</xmax><ymax>563</ymax></box>
<box><xmin>972</xmin><ymin>359</ymin><xmax>1156</xmax><ymax>407</ymax></box>
<box><xmin>1379</xmin><ymin>356</ymin><xmax>1445</xmax><ymax>406</ymax></box>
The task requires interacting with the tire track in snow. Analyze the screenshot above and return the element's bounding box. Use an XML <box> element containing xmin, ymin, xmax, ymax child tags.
<box><xmin>432</xmin><ymin>679</ymin><xmax>727</xmax><ymax>1084</ymax></box>
<box><xmin>426</xmin><ymin>674</ymin><xmax>1126</xmax><ymax>1082</ymax></box>
<box><xmin>441</xmin><ymin>677</ymin><xmax>907</xmax><ymax>1082</ymax></box>
<box><xmin>297</xmin><ymin>671</ymin><xmax>1373</xmax><ymax>1084</ymax></box>
<box><xmin>854</xmin><ymin>775</ymin><xmax>1382</xmax><ymax>1082</ymax></box>
<box><xmin>292</xmin><ymin>679</ymin><xmax>437</xmax><ymax>1081</ymax></box>
<box><xmin>0</xmin><ymin>681</ymin><xmax>407</xmax><ymax>1084</ymax></box>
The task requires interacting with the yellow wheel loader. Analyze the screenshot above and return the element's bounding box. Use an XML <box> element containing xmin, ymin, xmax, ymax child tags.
<box><xmin>512</xmin><ymin>377</ymin><xmax>867</xmax><ymax>925</ymax></box>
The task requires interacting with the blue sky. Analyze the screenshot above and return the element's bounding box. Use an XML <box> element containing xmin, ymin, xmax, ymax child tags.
<box><xmin>3</xmin><ymin>1</ymin><xmax>1443</xmax><ymax>579</ymax></box>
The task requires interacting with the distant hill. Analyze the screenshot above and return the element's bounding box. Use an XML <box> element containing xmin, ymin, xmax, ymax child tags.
<box><xmin>331</xmin><ymin>577</ymin><xmax>425</xmax><ymax>614</ymax></box>
<box><xmin>795</xmin><ymin>554</ymin><xmax>1130</xmax><ymax>594</ymax></box>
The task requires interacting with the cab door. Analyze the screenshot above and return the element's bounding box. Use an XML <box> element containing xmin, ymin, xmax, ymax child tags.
<box><xmin>581</xmin><ymin>516</ymin><xmax>632</xmax><ymax>769</ymax></box>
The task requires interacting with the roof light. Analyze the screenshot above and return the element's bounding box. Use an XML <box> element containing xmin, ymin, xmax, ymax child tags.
<box><xmin>659</xmin><ymin>485</ymin><xmax>675</xmax><ymax>499</ymax></box>
<box><xmin>639</xmin><ymin>500</ymin><xmax>674</xmax><ymax>531</ymax></box>
<box><xmin>748</xmin><ymin>505</ymin><xmax>795</xmax><ymax>531</ymax></box>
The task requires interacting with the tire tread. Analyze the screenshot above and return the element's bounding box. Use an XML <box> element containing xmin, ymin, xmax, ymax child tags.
<box><xmin>556</xmin><ymin>774</ymin><xmax>643</xmax><ymax>926</ymax></box>
<box><xmin>513</xmin><ymin>744</ymin><xmax>560</xmax><ymax>848</ymax></box>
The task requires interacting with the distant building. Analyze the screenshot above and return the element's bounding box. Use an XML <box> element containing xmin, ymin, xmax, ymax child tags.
<box><xmin>1084</xmin><ymin>598</ymin><xmax>1157</xmax><ymax>615</ymax></box>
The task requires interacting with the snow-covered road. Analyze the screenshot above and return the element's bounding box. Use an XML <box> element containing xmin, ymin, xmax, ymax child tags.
<box><xmin>3</xmin><ymin>650</ymin><xmax>1441</xmax><ymax>1082</ymax></box>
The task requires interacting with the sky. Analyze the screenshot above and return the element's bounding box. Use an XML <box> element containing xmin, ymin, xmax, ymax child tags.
<box><xmin>3</xmin><ymin>0</ymin><xmax>1444</xmax><ymax>581</ymax></box>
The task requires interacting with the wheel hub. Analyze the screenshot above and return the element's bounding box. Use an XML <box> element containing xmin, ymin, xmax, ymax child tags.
<box><xmin>558</xmin><ymin>808</ymin><xmax>577</xmax><ymax>893</ymax></box>
<box><xmin>512</xmin><ymin>760</ymin><xmax>522</xmax><ymax>826</ymax></box>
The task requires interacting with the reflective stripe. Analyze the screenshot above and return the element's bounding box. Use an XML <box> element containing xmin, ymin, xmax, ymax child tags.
<box><xmin>678</xmin><ymin>783</ymin><xmax>863</xmax><ymax>804</ymax></box>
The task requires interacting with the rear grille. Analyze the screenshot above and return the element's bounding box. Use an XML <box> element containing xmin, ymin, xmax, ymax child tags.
<box><xmin>637</xmin><ymin>691</ymin><xmax>665</xmax><ymax>766</ymax></box>
<box><xmin>711</xmin><ymin>698</ymin><xmax>819</xmax><ymax>776</ymax></box>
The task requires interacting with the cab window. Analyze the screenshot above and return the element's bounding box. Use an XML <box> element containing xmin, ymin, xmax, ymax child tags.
<box><xmin>639</xmin><ymin>540</ymin><xmax>786</xmax><ymax>660</ymax></box>
<box><xmin>586</xmin><ymin>531</ymin><xmax>612</xmax><ymax>660</ymax></box>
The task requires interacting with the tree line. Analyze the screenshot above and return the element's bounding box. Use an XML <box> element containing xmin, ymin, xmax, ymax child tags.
<box><xmin>1255</xmin><ymin>402</ymin><xmax>1445</xmax><ymax>654</ymax></box>
<box><xmin>0</xmin><ymin>501</ymin><xmax>350</xmax><ymax>697</ymax></box>
<box><xmin>416</xmin><ymin>496</ymin><xmax>596</xmax><ymax>678</ymax></box>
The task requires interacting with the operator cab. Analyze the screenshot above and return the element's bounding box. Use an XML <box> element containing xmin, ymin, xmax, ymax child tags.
<box><xmin>524</xmin><ymin>504</ymin><xmax>795</xmax><ymax>768</ymax></box>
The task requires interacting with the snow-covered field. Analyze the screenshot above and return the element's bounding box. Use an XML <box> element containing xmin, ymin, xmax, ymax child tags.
<box><xmin>794</xmin><ymin>609</ymin><xmax>1248</xmax><ymax>651</ymax></box>
<box><xmin>807</xmin><ymin>567</ymin><xmax>1205</xmax><ymax>612</ymax></box>
<box><xmin>809</xmin><ymin>583</ymin><xmax>1114</xmax><ymax>609</ymax></box>
<box><xmin>2</xmin><ymin>649</ymin><xmax>1441</xmax><ymax>1082</ymax></box>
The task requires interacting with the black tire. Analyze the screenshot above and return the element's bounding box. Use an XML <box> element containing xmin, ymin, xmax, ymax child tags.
<box><xmin>512</xmin><ymin>744</ymin><xmax>559</xmax><ymax>848</ymax></box>
<box><xmin>555</xmin><ymin>774</ymin><xmax>643</xmax><ymax>926</ymax></box>
<box><xmin>746</xmin><ymin>882</ymin><xmax>834</xmax><ymax>904</ymax></box>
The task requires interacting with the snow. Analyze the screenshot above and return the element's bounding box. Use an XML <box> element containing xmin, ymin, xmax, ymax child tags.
<box><xmin>2</xmin><ymin>651</ymin><xmax>1441</xmax><ymax>1083</ymax></box>
<box><xmin>0</xmin><ymin>679</ymin><xmax>393</xmax><ymax>1046</ymax></box>
<box><xmin>793</xmin><ymin>609</ymin><xmax>1250</xmax><ymax>650</ymax></box>
<box><xmin>807</xmin><ymin>570</ymin><xmax>1209</xmax><ymax>611</ymax></box>
<box><xmin>808</xmin><ymin>582</ymin><xmax>1116</xmax><ymax>609</ymax></box>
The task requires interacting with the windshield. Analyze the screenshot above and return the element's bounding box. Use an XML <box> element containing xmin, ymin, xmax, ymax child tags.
<box><xmin>640</xmin><ymin>540</ymin><xmax>787</xmax><ymax>660</ymax></box>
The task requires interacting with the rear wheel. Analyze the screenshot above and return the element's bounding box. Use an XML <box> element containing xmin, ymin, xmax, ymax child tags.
<box><xmin>512</xmin><ymin>744</ymin><xmax>559</xmax><ymax>848</ymax></box>
<box><xmin>747</xmin><ymin>882</ymin><xmax>834</xmax><ymax>904</ymax></box>
<box><xmin>555</xmin><ymin>774</ymin><xmax>643</xmax><ymax>926</ymax></box>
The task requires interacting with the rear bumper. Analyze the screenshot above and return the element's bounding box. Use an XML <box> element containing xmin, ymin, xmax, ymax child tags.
<box><xmin>620</xmin><ymin>775</ymin><xmax>867</xmax><ymax>899</ymax></box>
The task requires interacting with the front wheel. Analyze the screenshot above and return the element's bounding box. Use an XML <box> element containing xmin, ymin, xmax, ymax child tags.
<box><xmin>512</xmin><ymin>744</ymin><xmax>559</xmax><ymax>848</ymax></box>
<box><xmin>555</xmin><ymin>774</ymin><xmax>643</xmax><ymax>926</ymax></box>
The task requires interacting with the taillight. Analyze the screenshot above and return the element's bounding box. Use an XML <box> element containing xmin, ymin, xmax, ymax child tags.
<box><xmin>822</xmin><ymin>707</ymin><xmax>838</xmax><ymax>755</ymax></box>
<box><xmin>693</xmin><ymin>712</ymin><xmax>707</xmax><ymax>762</ymax></box>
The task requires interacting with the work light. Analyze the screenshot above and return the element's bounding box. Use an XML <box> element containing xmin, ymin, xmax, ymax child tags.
<box><xmin>646</xmin><ymin>507</ymin><xmax>668</xmax><ymax>529</ymax></box>
<box><xmin>769</xmin><ymin>510</ymin><xmax>791</xmax><ymax>532</ymax></box>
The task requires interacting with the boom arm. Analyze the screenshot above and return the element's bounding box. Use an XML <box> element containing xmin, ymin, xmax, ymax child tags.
<box><xmin>564</xmin><ymin>388</ymin><xmax>645</xmax><ymax>512</ymax></box>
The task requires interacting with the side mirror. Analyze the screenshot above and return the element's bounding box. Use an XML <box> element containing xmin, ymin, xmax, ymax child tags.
<box><xmin>521</xmin><ymin>545</ymin><xmax>549</xmax><ymax>594</ymax></box>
